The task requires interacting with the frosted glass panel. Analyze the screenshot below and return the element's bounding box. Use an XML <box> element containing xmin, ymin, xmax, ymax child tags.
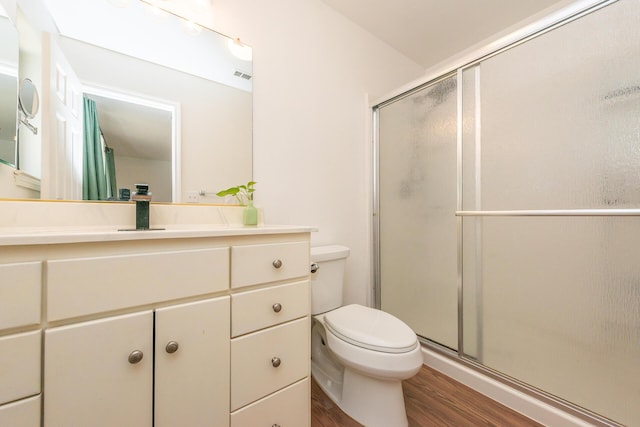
<box><xmin>378</xmin><ymin>0</ymin><xmax>639</xmax><ymax>424</ymax></box>
<box><xmin>462</xmin><ymin>0</ymin><xmax>640</xmax><ymax>210</ymax></box>
<box><xmin>378</xmin><ymin>76</ymin><xmax>458</xmax><ymax>349</ymax></box>
<box><xmin>462</xmin><ymin>216</ymin><xmax>640</xmax><ymax>425</ymax></box>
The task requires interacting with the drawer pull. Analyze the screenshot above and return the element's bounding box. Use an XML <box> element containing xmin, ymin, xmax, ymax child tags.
<box><xmin>165</xmin><ymin>341</ymin><xmax>179</xmax><ymax>354</ymax></box>
<box><xmin>271</xmin><ymin>356</ymin><xmax>282</xmax><ymax>368</ymax></box>
<box><xmin>128</xmin><ymin>350</ymin><xmax>144</xmax><ymax>364</ymax></box>
<box><xmin>272</xmin><ymin>259</ymin><xmax>283</xmax><ymax>269</ymax></box>
<box><xmin>310</xmin><ymin>262</ymin><xmax>319</xmax><ymax>273</ymax></box>
<box><xmin>272</xmin><ymin>302</ymin><xmax>282</xmax><ymax>313</ymax></box>
<box><xmin>272</xmin><ymin>425</ymin><xmax>281</xmax><ymax>427</ymax></box>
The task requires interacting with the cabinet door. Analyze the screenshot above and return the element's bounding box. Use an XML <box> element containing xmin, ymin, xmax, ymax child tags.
<box><xmin>155</xmin><ymin>297</ymin><xmax>230</xmax><ymax>427</ymax></box>
<box><xmin>0</xmin><ymin>395</ymin><xmax>41</xmax><ymax>427</ymax></box>
<box><xmin>44</xmin><ymin>311</ymin><xmax>153</xmax><ymax>427</ymax></box>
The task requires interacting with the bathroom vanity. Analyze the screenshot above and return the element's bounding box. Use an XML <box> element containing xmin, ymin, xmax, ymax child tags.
<box><xmin>0</xmin><ymin>202</ymin><xmax>313</xmax><ymax>427</ymax></box>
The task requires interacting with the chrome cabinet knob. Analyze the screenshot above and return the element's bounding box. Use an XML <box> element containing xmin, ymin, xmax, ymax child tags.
<box><xmin>128</xmin><ymin>350</ymin><xmax>144</xmax><ymax>364</ymax></box>
<box><xmin>272</xmin><ymin>259</ymin><xmax>283</xmax><ymax>269</ymax></box>
<box><xmin>271</xmin><ymin>356</ymin><xmax>281</xmax><ymax>368</ymax></box>
<box><xmin>165</xmin><ymin>341</ymin><xmax>179</xmax><ymax>354</ymax></box>
<box><xmin>272</xmin><ymin>303</ymin><xmax>282</xmax><ymax>313</ymax></box>
<box><xmin>310</xmin><ymin>262</ymin><xmax>319</xmax><ymax>273</ymax></box>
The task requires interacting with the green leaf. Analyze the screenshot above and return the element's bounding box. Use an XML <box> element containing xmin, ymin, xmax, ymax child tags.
<box><xmin>215</xmin><ymin>187</ymin><xmax>240</xmax><ymax>197</ymax></box>
<box><xmin>216</xmin><ymin>181</ymin><xmax>256</xmax><ymax>203</ymax></box>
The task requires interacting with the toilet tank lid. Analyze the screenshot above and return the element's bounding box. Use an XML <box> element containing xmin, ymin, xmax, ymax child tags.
<box><xmin>310</xmin><ymin>245</ymin><xmax>350</xmax><ymax>262</ymax></box>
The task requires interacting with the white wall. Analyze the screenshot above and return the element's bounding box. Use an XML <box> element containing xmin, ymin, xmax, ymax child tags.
<box><xmin>0</xmin><ymin>0</ymin><xmax>14</xmax><ymax>22</ymax></box>
<box><xmin>200</xmin><ymin>0</ymin><xmax>424</xmax><ymax>305</ymax></box>
<box><xmin>0</xmin><ymin>162</ymin><xmax>38</xmax><ymax>198</ymax></box>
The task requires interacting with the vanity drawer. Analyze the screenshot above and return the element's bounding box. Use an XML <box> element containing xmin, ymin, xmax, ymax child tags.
<box><xmin>0</xmin><ymin>262</ymin><xmax>41</xmax><ymax>331</ymax></box>
<box><xmin>0</xmin><ymin>331</ymin><xmax>41</xmax><ymax>405</ymax></box>
<box><xmin>0</xmin><ymin>395</ymin><xmax>41</xmax><ymax>427</ymax></box>
<box><xmin>231</xmin><ymin>241</ymin><xmax>309</xmax><ymax>288</ymax></box>
<box><xmin>231</xmin><ymin>317</ymin><xmax>309</xmax><ymax>410</ymax></box>
<box><xmin>47</xmin><ymin>248</ymin><xmax>229</xmax><ymax>321</ymax></box>
<box><xmin>231</xmin><ymin>377</ymin><xmax>310</xmax><ymax>427</ymax></box>
<box><xmin>231</xmin><ymin>280</ymin><xmax>309</xmax><ymax>337</ymax></box>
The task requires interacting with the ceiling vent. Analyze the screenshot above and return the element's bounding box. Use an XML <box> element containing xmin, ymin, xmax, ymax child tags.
<box><xmin>233</xmin><ymin>70</ymin><xmax>252</xmax><ymax>80</ymax></box>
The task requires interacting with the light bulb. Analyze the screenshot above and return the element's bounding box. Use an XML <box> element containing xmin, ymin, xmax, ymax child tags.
<box><xmin>227</xmin><ymin>38</ymin><xmax>252</xmax><ymax>61</ymax></box>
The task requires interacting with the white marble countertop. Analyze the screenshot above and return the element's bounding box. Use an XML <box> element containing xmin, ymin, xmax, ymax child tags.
<box><xmin>0</xmin><ymin>224</ymin><xmax>317</xmax><ymax>246</ymax></box>
<box><xmin>0</xmin><ymin>200</ymin><xmax>316</xmax><ymax>246</ymax></box>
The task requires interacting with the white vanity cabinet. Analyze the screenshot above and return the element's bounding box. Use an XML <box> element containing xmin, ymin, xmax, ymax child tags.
<box><xmin>44</xmin><ymin>297</ymin><xmax>230</xmax><ymax>427</ymax></box>
<box><xmin>42</xmin><ymin>246</ymin><xmax>231</xmax><ymax>426</ymax></box>
<box><xmin>230</xmin><ymin>242</ymin><xmax>311</xmax><ymax>427</ymax></box>
<box><xmin>0</xmin><ymin>224</ymin><xmax>312</xmax><ymax>427</ymax></box>
<box><xmin>0</xmin><ymin>261</ymin><xmax>42</xmax><ymax>427</ymax></box>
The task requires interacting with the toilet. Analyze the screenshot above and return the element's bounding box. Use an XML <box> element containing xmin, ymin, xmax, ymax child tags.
<box><xmin>310</xmin><ymin>245</ymin><xmax>423</xmax><ymax>427</ymax></box>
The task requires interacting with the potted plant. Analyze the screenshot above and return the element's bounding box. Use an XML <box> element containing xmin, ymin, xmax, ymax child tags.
<box><xmin>216</xmin><ymin>181</ymin><xmax>257</xmax><ymax>225</ymax></box>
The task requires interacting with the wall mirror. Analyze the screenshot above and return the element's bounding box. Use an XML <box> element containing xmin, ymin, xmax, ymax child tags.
<box><xmin>18</xmin><ymin>78</ymin><xmax>38</xmax><ymax>117</ymax></box>
<box><xmin>17</xmin><ymin>77</ymin><xmax>38</xmax><ymax>135</ymax></box>
<box><xmin>2</xmin><ymin>0</ymin><xmax>252</xmax><ymax>203</ymax></box>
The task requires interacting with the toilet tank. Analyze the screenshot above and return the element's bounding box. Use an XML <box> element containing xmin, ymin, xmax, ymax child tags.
<box><xmin>310</xmin><ymin>245</ymin><xmax>350</xmax><ymax>315</ymax></box>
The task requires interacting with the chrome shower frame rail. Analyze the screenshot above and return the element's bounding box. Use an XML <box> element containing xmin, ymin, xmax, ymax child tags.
<box><xmin>457</xmin><ymin>209</ymin><xmax>640</xmax><ymax>217</ymax></box>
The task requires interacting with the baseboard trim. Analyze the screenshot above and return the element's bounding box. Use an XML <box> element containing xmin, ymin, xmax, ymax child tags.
<box><xmin>421</xmin><ymin>346</ymin><xmax>594</xmax><ymax>427</ymax></box>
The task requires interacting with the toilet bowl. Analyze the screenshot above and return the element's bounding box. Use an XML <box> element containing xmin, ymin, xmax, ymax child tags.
<box><xmin>310</xmin><ymin>246</ymin><xmax>423</xmax><ymax>427</ymax></box>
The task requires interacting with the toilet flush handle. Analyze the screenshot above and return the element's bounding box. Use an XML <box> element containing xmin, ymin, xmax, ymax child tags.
<box><xmin>310</xmin><ymin>262</ymin><xmax>319</xmax><ymax>274</ymax></box>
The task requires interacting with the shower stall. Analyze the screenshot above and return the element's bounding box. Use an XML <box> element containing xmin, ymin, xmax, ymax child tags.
<box><xmin>373</xmin><ymin>0</ymin><xmax>639</xmax><ymax>425</ymax></box>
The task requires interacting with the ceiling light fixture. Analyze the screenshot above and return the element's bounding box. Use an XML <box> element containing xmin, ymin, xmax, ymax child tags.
<box><xmin>185</xmin><ymin>20</ymin><xmax>202</xmax><ymax>36</ymax></box>
<box><xmin>227</xmin><ymin>38</ymin><xmax>252</xmax><ymax>62</ymax></box>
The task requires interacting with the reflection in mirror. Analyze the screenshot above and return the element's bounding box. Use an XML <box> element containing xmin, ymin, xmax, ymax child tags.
<box><xmin>6</xmin><ymin>0</ymin><xmax>253</xmax><ymax>202</ymax></box>
<box><xmin>83</xmin><ymin>88</ymin><xmax>174</xmax><ymax>203</ymax></box>
<box><xmin>18</xmin><ymin>77</ymin><xmax>38</xmax><ymax>117</ymax></box>
<box><xmin>17</xmin><ymin>77</ymin><xmax>38</xmax><ymax>135</ymax></box>
<box><xmin>0</xmin><ymin>13</ymin><xmax>18</xmax><ymax>168</ymax></box>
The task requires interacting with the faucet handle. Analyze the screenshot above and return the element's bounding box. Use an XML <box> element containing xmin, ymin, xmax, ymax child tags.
<box><xmin>134</xmin><ymin>183</ymin><xmax>149</xmax><ymax>195</ymax></box>
<box><xmin>132</xmin><ymin>183</ymin><xmax>152</xmax><ymax>201</ymax></box>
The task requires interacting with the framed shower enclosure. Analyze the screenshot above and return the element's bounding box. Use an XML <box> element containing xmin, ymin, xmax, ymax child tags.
<box><xmin>372</xmin><ymin>0</ymin><xmax>639</xmax><ymax>426</ymax></box>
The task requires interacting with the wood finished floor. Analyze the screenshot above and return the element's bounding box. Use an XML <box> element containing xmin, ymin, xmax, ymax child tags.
<box><xmin>311</xmin><ymin>364</ymin><xmax>543</xmax><ymax>427</ymax></box>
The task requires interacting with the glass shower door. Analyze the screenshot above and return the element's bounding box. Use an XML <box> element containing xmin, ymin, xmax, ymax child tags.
<box><xmin>461</xmin><ymin>0</ymin><xmax>640</xmax><ymax>424</ymax></box>
<box><xmin>376</xmin><ymin>75</ymin><xmax>458</xmax><ymax>350</ymax></box>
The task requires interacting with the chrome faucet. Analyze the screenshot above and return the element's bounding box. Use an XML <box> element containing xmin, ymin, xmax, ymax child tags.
<box><xmin>131</xmin><ymin>184</ymin><xmax>151</xmax><ymax>230</ymax></box>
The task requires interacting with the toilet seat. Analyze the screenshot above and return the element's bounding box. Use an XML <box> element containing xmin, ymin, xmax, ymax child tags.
<box><xmin>324</xmin><ymin>304</ymin><xmax>418</xmax><ymax>354</ymax></box>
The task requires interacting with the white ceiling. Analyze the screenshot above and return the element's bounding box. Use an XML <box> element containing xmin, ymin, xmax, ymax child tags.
<box><xmin>320</xmin><ymin>0</ymin><xmax>568</xmax><ymax>69</ymax></box>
